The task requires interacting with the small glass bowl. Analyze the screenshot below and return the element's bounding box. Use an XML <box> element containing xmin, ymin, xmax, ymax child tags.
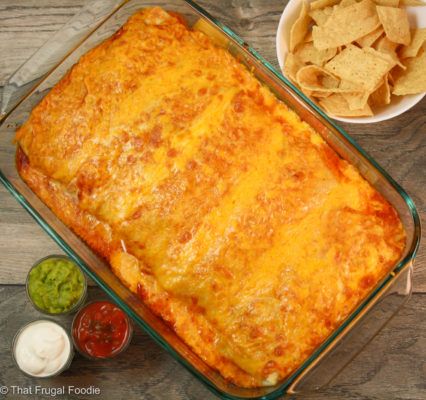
<box><xmin>71</xmin><ymin>300</ymin><xmax>133</xmax><ymax>360</ymax></box>
<box><xmin>26</xmin><ymin>254</ymin><xmax>87</xmax><ymax>316</ymax></box>
<box><xmin>12</xmin><ymin>319</ymin><xmax>74</xmax><ymax>378</ymax></box>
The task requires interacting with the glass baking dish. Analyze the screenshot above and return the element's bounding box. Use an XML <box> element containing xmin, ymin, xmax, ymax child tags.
<box><xmin>0</xmin><ymin>0</ymin><xmax>421</xmax><ymax>398</ymax></box>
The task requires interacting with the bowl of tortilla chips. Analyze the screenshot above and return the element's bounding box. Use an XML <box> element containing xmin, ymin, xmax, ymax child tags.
<box><xmin>276</xmin><ymin>0</ymin><xmax>426</xmax><ymax>123</ymax></box>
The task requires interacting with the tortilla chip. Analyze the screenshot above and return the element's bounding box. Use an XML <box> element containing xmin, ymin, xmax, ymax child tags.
<box><xmin>322</xmin><ymin>74</ymin><xmax>341</xmax><ymax>89</ymax></box>
<box><xmin>301</xmin><ymin>88</ymin><xmax>315</xmax><ymax>99</ymax></box>
<box><xmin>340</xmin><ymin>0</ymin><xmax>358</xmax><ymax>6</ymax></box>
<box><xmin>312</xmin><ymin>0</ymin><xmax>380</xmax><ymax>50</ymax></box>
<box><xmin>310</xmin><ymin>0</ymin><xmax>341</xmax><ymax>10</ymax></box>
<box><xmin>356</xmin><ymin>27</ymin><xmax>384</xmax><ymax>47</ymax></box>
<box><xmin>319</xmin><ymin>94</ymin><xmax>374</xmax><ymax>116</ymax></box>
<box><xmin>370</xmin><ymin>76</ymin><xmax>391</xmax><ymax>107</ymax></box>
<box><xmin>364</xmin><ymin>47</ymin><xmax>398</xmax><ymax>69</ymax></box>
<box><xmin>309</xmin><ymin>7</ymin><xmax>334</xmax><ymax>26</ymax></box>
<box><xmin>389</xmin><ymin>63</ymin><xmax>406</xmax><ymax>85</ymax></box>
<box><xmin>342</xmin><ymin>91</ymin><xmax>371</xmax><ymax>110</ymax></box>
<box><xmin>324</xmin><ymin>44</ymin><xmax>392</xmax><ymax>91</ymax></box>
<box><xmin>375</xmin><ymin>36</ymin><xmax>398</xmax><ymax>54</ymax></box>
<box><xmin>304</xmin><ymin>31</ymin><xmax>314</xmax><ymax>43</ymax></box>
<box><xmin>400</xmin><ymin>0</ymin><xmax>424</xmax><ymax>5</ymax></box>
<box><xmin>400</xmin><ymin>28</ymin><xmax>426</xmax><ymax>59</ymax></box>
<box><xmin>388</xmin><ymin>69</ymin><xmax>395</xmax><ymax>85</ymax></box>
<box><xmin>374</xmin><ymin>0</ymin><xmax>399</xmax><ymax>5</ymax></box>
<box><xmin>393</xmin><ymin>51</ymin><xmax>426</xmax><ymax>95</ymax></box>
<box><xmin>340</xmin><ymin>82</ymin><xmax>376</xmax><ymax>110</ymax></box>
<box><xmin>294</xmin><ymin>42</ymin><xmax>337</xmax><ymax>65</ymax></box>
<box><xmin>296</xmin><ymin>65</ymin><xmax>340</xmax><ymax>92</ymax></box>
<box><xmin>339</xmin><ymin>80</ymin><xmax>365</xmax><ymax>92</ymax></box>
<box><xmin>374</xmin><ymin>36</ymin><xmax>406</xmax><ymax>68</ymax></box>
<box><xmin>284</xmin><ymin>53</ymin><xmax>305</xmax><ymax>83</ymax></box>
<box><xmin>290</xmin><ymin>2</ymin><xmax>311</xmax><ymax>52</ymax></box>
<box><xmin>377</xmin><ymin>6</ymin><xmax>411</xmax><ymax>46</ymax></box>
<box><xmin>311</xmin><ymin>90</ymin><xmax>333</xmax><ymax>98</ymax></box>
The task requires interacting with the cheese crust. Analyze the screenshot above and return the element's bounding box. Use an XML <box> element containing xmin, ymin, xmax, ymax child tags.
<box><xmin>16</xmin><ymin>8</ymin><xmax>405</xmax><ymax>388</ymax></box>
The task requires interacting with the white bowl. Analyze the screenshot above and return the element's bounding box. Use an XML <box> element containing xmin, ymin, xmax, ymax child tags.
<box><xmin>276</xmin><ymin>0</ymin><xmax>426</xmax><ymax>123</ymax></box>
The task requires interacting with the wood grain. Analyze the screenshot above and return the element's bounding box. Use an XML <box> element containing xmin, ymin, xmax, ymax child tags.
<box><xmin>0</xmin><ymin>0</ymin><xmax>86</xmax><ymax>85</ymax></box>
<box><xmin>0</xmin><ymin>286</ymin><xmax>424</xmax><ymax>400</ymax></box>
<box><xmin>0</xmin><ymin>1</ymin><xmax>425</xmax><ymax>399</ymax></box>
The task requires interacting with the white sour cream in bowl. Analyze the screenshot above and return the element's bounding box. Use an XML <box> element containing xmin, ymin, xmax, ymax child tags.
<box><xmin>12</xmin><ymin>320</ymin><xmax>73</xmax><ymax>377</ymax></box>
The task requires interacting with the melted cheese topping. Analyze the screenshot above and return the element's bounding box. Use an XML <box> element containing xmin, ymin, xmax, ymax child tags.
<box><xmin>16</xmin><ymin>8</ymin><xmax>405</xmax><ymax>388</ymax></box>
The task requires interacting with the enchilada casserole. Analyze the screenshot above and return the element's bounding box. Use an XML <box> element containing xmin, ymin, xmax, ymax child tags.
<box><xmin>15</xmin><ymin>7</ymin><xmax>405</xmax><ymax>388</ymax></box>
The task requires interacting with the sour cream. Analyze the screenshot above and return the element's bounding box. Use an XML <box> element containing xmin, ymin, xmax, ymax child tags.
<box><xmin>13</xmin><ymin>320</ymin><xmax>73</xmax><ymax>377</ymax></box>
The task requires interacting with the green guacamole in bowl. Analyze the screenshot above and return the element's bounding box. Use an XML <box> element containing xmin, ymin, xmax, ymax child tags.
<box><xmin>27</xmin><ymin>256</ymin><xmax>87</xmax><ymax>314</ymax></box>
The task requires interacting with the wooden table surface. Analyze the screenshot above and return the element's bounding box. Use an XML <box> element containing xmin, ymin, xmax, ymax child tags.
<box><xmin>0</xmin><ymin>1</ymin><xmax>425</xmax><ymax>399</ymax></box>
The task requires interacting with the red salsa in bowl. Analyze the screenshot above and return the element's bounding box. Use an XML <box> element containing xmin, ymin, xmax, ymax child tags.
<box><xmin>72</xmin><ymin>301</ymin><xmax>132</xmax><ymax>359</ymax></box>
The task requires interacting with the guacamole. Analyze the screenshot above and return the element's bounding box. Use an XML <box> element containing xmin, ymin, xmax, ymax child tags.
<box><xmin>27</xmin><ymin>257</ymin><xmax>85</xmax><ymax>314</ymax></box>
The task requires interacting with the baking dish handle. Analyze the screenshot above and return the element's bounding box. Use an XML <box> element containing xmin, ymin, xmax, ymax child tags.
<box><xmin>0</xmin><ymin>0</ymin><xmax>123</xmax><ymax>121</ymax></box>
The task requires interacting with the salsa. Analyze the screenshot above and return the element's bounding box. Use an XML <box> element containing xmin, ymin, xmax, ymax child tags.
<box><xmin>27</xmin><ymin>257</ymin><xmax>86</xmax><ymax>314</ymax></box>
<box><xmin>72</xmin><ymin>301</ymin><xmax>132</xmax><ymax>359</ymax></box>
